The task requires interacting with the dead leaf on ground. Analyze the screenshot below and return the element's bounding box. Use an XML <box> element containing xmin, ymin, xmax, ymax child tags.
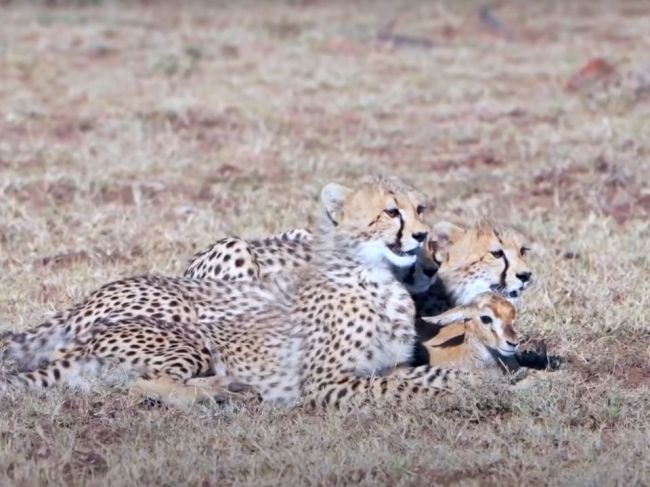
<box><xmin>566</xmin><ymin>58</ymin><xmax>616</xmax><ymax>92</ymax></box>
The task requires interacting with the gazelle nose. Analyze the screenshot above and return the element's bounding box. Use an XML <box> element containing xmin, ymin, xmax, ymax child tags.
<box><xmin>516</xmin><ymin>271</ymin><xmax>532</xmax><ymax>283</ymax></box>
<box><xmin>412</xmin><ymin>232</ymin><xmax>428</xmax><ymax>243</ymax></box>
<box><xmin>506</xmin><ymin>340</ymin><xmax>518</xmax><ymax>347</ymax></box>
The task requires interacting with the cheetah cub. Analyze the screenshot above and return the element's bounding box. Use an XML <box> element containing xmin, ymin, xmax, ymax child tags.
<box><xmin>413</xmin><ymin>293</ymin><xmax>520</xmax><ymax>374</ymax></box>
<box><xmin>1</xmin><ymin>176</ymin><xmax>474</xmax><ymax>409</ymax></box>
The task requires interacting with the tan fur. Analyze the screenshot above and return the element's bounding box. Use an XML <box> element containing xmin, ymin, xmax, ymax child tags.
<box><xmin>130</xmin><ymin>375</ymin><xmax>259</xmax><ymax>408</ymax></box>
<box><xmin>414</xmin><ymin>221</ymin><xmax>533</xmax><ymax>316</ymax></box>
<box><xmin>420</xmin><ymin>293</ymin><xmax>519</xmax><ymax>373</ymax></box>
<box><xmin>1</xmin><ymin>177</ymin><xmax>469</xmax><ymax>409</ymax></box>
<box><xmin>184</xmin><ymin>181</ymin><xmax>432</xmax><ymax>294</ymax></box>
<box><xmin>184</xmin><ymin>230</ymin><xmax>313</xmax><ymax>283</ymax></box>
<box><xmin>184</xmin><ymin>220</ymin><xmax>533</xmax><ymax>326</ymax></box>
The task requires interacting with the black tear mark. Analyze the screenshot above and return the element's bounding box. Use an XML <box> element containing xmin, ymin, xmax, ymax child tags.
<box><xmin>500</xmin><ymin>254</ymin><xmax>509</xmax><ymax>288</ymax></box>
<box><xmin>496</xmin><ymin>234</ymin><xmax>509</xmax><ymax>287</ymax></box>
<box><xmin>394</xmin><ymin>213</ymin><xmax>404</xmax><ymax>248</ymax></box>
<box><xmin>326</xmin><ymin>210</ymin><xmax>338</xmax><ymax>227</ymax></box>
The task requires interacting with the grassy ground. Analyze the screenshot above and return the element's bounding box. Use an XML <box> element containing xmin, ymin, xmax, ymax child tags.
<box><xmin>1</xmin><ymin>1</ymin><xmax>649</xmax><ymax>485</ymax></box>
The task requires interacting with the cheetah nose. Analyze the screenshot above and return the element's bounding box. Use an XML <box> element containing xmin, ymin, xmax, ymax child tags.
<box><xmin>516</xmin><ymin>272</ymin><xmax>532</xmax><ymax>283</ymax></box>
<box><xmin>412</xmin><ymin>232</ymin><xmax>428</xmax><ymax>243</ymax></box>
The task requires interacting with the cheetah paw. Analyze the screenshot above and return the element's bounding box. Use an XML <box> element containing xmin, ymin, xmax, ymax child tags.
<box><xmin>186</xmin><ymin>376</ymin><xmax>261</xmax><ymax>404</ymax></box>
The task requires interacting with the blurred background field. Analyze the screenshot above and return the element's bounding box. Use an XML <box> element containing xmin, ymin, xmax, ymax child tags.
<box><xmin>0</xmin><ymin>1</ymin><xmax>648</xmax><ymax>485</ymax></box>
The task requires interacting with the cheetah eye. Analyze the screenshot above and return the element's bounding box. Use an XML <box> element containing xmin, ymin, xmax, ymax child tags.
<box><xmin>520</xmin><ymin>246</ymin><xmax>530</xmax><ymax>257</ymax></box>
<box><xmin>480</xmin><ymin>315</ymin><xmax>493</xmax><ymax>325</ymax></box>
<box><xmin>490</xmin><ymin>250</ymin><xmax>504</xmax><ymax>259</ymax></box>
<box><xmin>384</xmin><ymin>208</ymin><xmax>400</xmax><ymax>218</ymax></box>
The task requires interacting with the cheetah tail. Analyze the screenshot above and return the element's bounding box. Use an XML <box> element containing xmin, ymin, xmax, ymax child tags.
<box><xmin>0</xmin><ymin>356</ymin><xmax>138</xmax><ymax>394</ymax></box>
<box><xmin>1</xmin><ymin>311</ymin><xmax>73</xmax><ymax>369</ymax></box>
<box><xmin>306</xmin><ymin>365</ymin><xmax>469</xmax><ymax>410</ymax></box>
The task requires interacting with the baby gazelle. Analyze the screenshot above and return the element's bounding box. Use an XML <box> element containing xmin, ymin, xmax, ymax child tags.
<box><xmin>414</xmin><ymin>293</ymin><xmax>519</xmax><ymax>374</ymax></box>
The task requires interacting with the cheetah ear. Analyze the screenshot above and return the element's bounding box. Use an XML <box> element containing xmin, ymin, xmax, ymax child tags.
<box><xmin>429</xmin><ymin>221</ymin><xmax>464</xmax><ymax>263</ymax></box>
<box><xmin>427</xmin><ymin>323</ymin><xmax>466</xmax><ymax>347</ymax></box>
<box><xmin>321</xmin><ymin>183</ymin><xmax>352</xmax><ymax>226</ymax></box>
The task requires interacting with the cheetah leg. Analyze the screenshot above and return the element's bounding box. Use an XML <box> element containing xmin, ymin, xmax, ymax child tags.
<box><xmin>130</xmin><ymin>375</ymin><xmax>260</xmax><ymax>408</ymax></box>
<box><xmin>305</xmin><ymin>365</ymin><xmax>471</xmax><ymax>409</ymax></box>
<box><xmin>185</xmin><ymin>375</ymin><xmax>260</xmax><ymax>401</ymax></box>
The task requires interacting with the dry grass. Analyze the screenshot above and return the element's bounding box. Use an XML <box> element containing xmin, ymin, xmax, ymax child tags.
<box><xmin>1</xmin><ymin>1</ymin><xmax>649</xmax><ymax>485</ymax></box>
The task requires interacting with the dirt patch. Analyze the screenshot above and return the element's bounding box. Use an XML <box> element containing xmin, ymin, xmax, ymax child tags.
<box><xmin>568</xmin><ymin>338</ymin><xmax>650</xmax><ymax>388</ymax></box>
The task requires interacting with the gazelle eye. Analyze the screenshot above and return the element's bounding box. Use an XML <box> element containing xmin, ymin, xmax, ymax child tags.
<box><xmin>520</xmin><ymin>246</ymin><xmax>530</xmax><ymax>256</ymax></box>
<box><xmin>416</xmin><ymin>205</ymin><xmax>427</xmax><ymax>215</ymax></box>
<box><xmin>480</xmin><ymin>315</ymin><xmax>493</xmax><ymax>325</ymax></box>
<box><xmin>490</xmin><ymin>250</ymin><xmax>504</xmax><ymax>259</ymax></box>
<box><xmin>384</xmin><ymin>208</ymin><xmax>400</xmax><ymax>218</ymax></box>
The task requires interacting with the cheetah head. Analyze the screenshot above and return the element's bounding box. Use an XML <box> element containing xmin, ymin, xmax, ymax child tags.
<box><xmin>320</xmin><ymin>176</ymin><xmax>431</xmax><ymax>270</ymax></box>
<box><xmin>426</xmin><ymin>221</ymin><xmax>533</xmax><ymax>306</ymax></box>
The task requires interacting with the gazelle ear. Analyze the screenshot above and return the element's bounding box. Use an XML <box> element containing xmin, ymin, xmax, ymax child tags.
<box><xmin>320</xmin><ymin>183</ymin><xmax>352</xmax><ymax>225</ymax></box>
<box><xmin>421</xmin><ymin>305</ymin><xmax>473</xmax><ymax>327</ymax></box>
<box><xmin>429</xmin><ymin>221</ymin><xmax>465</xmax><ymax>262</ymax></box>
<box><xmin>427</xmin><ymin>323</ymin><xmax>466</xmax><ymax>347</ymax></box>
